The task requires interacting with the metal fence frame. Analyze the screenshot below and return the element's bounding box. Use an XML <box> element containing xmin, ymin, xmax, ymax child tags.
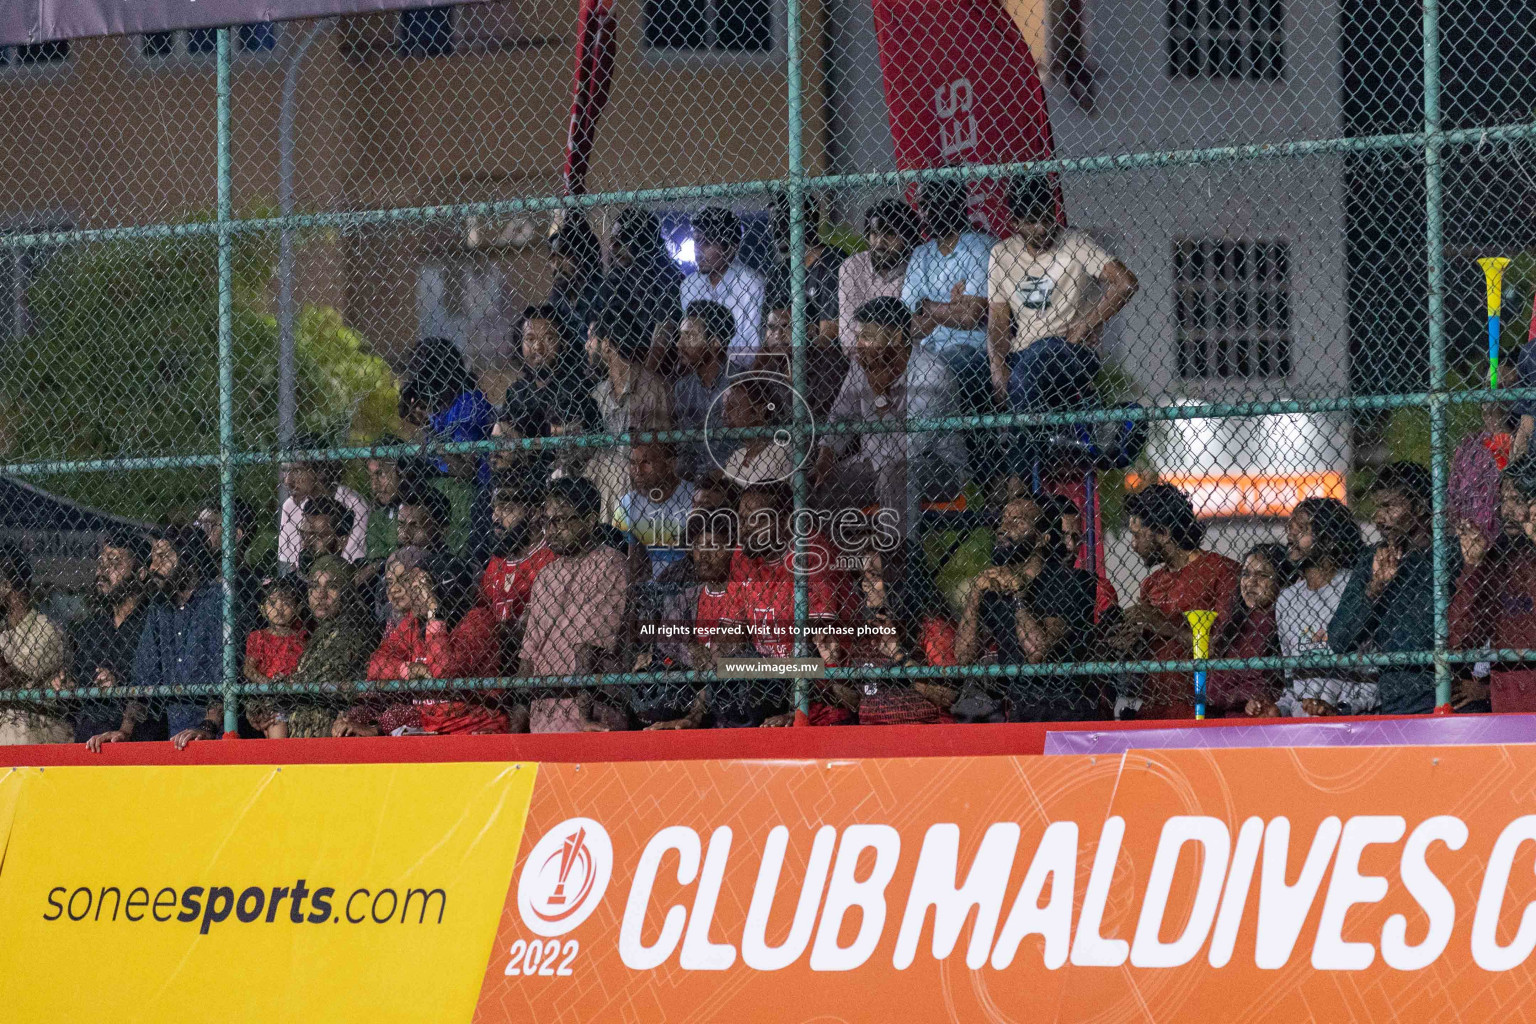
<box><xmin>5</xmin><ymin>8</ymin><xmax>1536</xmax><ymax>732</ymax></box>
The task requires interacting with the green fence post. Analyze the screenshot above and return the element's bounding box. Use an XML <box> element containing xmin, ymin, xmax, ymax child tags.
<box><xmin>216</xmin><ymin>28</ymin><xmax>239</xmax><ymax>737</ymax></box>
<box><xmin>1422</xmin><ymin>0</ymin><xmax>1452</xmax><ymax>712</ymax></box>
<box><xmin>786</xmin><ymin>0</ymin><xmax>812</xmax><ymax>719</ymax></box>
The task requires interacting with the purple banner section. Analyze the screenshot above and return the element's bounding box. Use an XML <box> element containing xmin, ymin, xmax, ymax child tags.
<box><xmin>0</xmin><ymin>0</ymin><xmax>473</xmax><ymax>48</ymax></box>
<box><xmin>1043</xmin><ymin>714</ymin><xmax>1536</xmax><ymax>755</ymax></box>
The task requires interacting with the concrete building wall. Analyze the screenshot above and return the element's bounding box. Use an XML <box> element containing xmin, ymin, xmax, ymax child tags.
<box><xmin>1045</xmin><ymin>0</ymin><xmax>1352</xmax><ymax>504</ymax></box>
<box><xmin>0</xmin><ymin>0</ymin><xmax>828</xmax><ymax>370</ymax></box>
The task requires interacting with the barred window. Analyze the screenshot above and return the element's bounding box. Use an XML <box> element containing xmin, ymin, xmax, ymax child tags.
<box><xmin>1167</xmin><ymin>0</ymin><xmax>1284</xmax><ymax>80</ymax></box>
<box><xmin>140</xmin><ymin>24</ymin><xmax>277</xmax><ymax>61</ymax></box>
<box><xmin>1175</xmin><ymin>238</ymin><xmax>1292</xmax><ymax>379</ymax></box>
<box><xmin>643</xmin><ymin>0</ymin><xmax>776</xmax><ymax>55</ymax></box>
<box><xmin>0</xmin><ymin>41</ymin><xmax>69</xmax><ymax>67</ymax></box>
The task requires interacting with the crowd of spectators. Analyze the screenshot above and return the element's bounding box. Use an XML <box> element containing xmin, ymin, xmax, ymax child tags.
<box><xmin>0</xmin><ymin>181</ymin><xmax>1526</xmax><ymax>744</ymax></box>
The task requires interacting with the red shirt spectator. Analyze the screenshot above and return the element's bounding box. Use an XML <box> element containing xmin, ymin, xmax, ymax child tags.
<box><xmin>368</xmin><ymin>607</ymin><xmax>506</xmax><ymax>734</ymax></box>
<box><xmin>1450</xmin><ymin>537</ymin><xmax>1536</xmax><ymax>712</ymax></box>
<box><xmin>727</xmin><ymin>532</ymin><xmax>851</xmax><ymax>657</ymax></box>
<box><xmin>1205</xmin><ymin>607</ymin><xmax>1280</xmax><ymax>714</ymax></box>
<box><xmin>245</xmin><ymin>629</ymin><xmax>306</xmax><ymax>680</ymax></box>
<box><xmin>694</xmin><ymin>583</ymin><xmax>737</xmax><ymax>648</ymax></box>
<box><xmin>481</xmin><ymin>543</ymin><xmax>559</xmax><ymax>623</ymax></box>
<box><xmin>1138</xmin><ymin>550</ymin><xmax>1241</xmax><ymax>716</ymax></box>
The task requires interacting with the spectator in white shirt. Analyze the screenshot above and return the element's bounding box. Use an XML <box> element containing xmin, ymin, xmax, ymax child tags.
<box><xmin>680</xmin><ymin>207</ymin><xmax>766</xmax><ymax>364</ymax></box>
<box><xmin>277</xmin><ymin>437</ymin><xmax>369</xmax><ymax>574</ymax></box>
<box><xmin>986</xmin><ymin>176</ymin><xmax>1138</xmax><ymax>414</ymax></box>
<box><xmin>1247</xmin><ymin>497</ymin><xmax>1372</xmax><ymax>717</ymax></box>
<box><xmin>718</xmin><ymin>376</ymin><xmax>796</xmax><ymax>487</ymax></box>
<box><xmin>614</xmin><ymin>443</ymin><xmax>696</xmax><ymax>581</ymax></box>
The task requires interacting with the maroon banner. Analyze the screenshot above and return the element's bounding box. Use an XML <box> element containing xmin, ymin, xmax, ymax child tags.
<box><xmin>870</xmin><ymin>0</ymin><xmax>1056</xmax><ymax>238</ymax></box>
<box><xmin>562</xmin><ymin>0</ymin><xmax>617</xmax><ymax>197</ymax></box>
<box><xmin>0</xmin><ymin>0</ymin><xmax>467</xmax><ymax>48</ymax></box>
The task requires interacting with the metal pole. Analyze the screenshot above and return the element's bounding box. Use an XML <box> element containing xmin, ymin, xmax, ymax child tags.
<box><xmin>217</xmin><ymin>28</ymin><xmax>239</xmax><ymax>736</ymax></box>
<box><xmin>1423</xmin><ymin>0</ymin><xmax>1451</xmax><ymax>712</ymax></box>
<box><xmin>786</xmin><ymin>0</ymin><xmax>811</xmax><ymax>719</ymax></box>
<box><xmin>278</xmin><ymin>23</ymin><xmax>326</xmax><ymax>454</ymax></box>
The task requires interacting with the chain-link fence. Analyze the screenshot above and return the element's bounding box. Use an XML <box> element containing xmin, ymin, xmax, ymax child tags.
<box><xmin>0</xmin><ymin>0</ymin><xmax>1532</xmax><ymax>742</ymax></box>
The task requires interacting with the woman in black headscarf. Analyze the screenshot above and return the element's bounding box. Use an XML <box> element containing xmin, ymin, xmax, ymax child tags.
<box><xmin>607</xmin><ymin>207</ymin><xmax>684</xmax><ymax>375</ymax></box>
<box><xmin>548</xmin><ymin>213</ymin><xmax>608</xmax><ymax>347</ymax></box>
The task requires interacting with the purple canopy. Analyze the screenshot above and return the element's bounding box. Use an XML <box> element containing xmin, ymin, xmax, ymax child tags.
<box><xmin>0</xmin><ymin>0</ymin><xmax>465</xmax><ymax>48</ymax></box>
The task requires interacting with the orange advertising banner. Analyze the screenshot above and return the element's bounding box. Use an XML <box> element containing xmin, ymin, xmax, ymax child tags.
<box><xmin>473</xmin><ymin>747</ymin><xmax>1536</xmax><ymax>1023</ymax></box>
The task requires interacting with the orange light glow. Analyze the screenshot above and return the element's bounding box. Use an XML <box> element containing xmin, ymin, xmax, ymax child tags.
<box><xmin>1124</xmin><ymin>472</ymin><xmax>1347</xmax><ymax>518</ymax></box>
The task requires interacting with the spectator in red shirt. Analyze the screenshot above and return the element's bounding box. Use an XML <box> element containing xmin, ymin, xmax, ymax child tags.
<box><xmin>480</xmin><ymin>474</ymin><xmax>557</xmax><ymax>640</ymax></box>
<box><xmin>1451</xmin><ymin>457</ymin><xmax>1536</xmax><ymax>712</ymax></box>
<box><xmin>335</xmin><ymin>553</ymin><xmax>507</xmax><ymax>736</ymax></box>
<box><xmin>241</xmin><ymin>577</ymin><xmax>308</xmax><ymax>739</ymax></box>
<box><xmin>1110</xmin><ymin>483</ymin><xmax>1240</xmax><ymax>719</ymax></box>
<box><xmin>641</xmin><ymin>509</ymin><xmax>745</xmax><ymax>729</ymax></box>
<box><xmin>728</xmin><ymin>483</ymin><xmax>853</xmax><ymax>658</ymax></box>
<box><xmin>722</xmin><ymin>484</ymin><xmax>854</xmax><ymax>727</ymax></box>
<box><xmin>244</xmin><ymin>577</ymin><xmax>307</xmax><ymax>677</ymax></box>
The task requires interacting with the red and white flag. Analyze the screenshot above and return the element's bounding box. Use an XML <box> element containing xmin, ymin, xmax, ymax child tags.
<box><xmin>870</xmin><ymin>0</ymin><xmax>1057</xmax><ymax>237</ymax></box>
<box><xmin>562</xmin><ymin>0</ymin><xmax>617</xmax><ymax>197</ymax></box>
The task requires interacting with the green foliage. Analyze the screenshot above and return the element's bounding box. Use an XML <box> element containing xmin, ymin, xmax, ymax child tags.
<box><xmin>1501</xmin><ymin>251</ymin><xmax>1536</xmax><ymax>353</ymax></box>
<box><xmin>1086</xmin><ymin>356</ymin><xmax>1143</xmax><ymax>528</ymax></box>
<box><xmin>1383</xmin><ymin>363</ymin><xmax>1494</xmax><ymax>469</ymax></box>
<box><xmin>0</xmin><ymin>228</ymin><xmax>396</xmax><ymax>524</ymax></box>
<box><xmin>822</xmin><ymin>221</ymin><xmax>867</xmax><ymax>257</ymax></box>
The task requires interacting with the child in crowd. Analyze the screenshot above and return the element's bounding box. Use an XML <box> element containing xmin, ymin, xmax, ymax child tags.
<box><xmin>243</xmin><ymin>578</ymin><xmax>309</xmax><ymax>739</ymax></box>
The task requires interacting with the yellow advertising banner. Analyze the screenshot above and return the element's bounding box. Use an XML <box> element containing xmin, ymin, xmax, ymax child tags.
<box><xmin>0</xmin><ymin>762</ymin><xmax>537</xmax><ymax>1024</ymax></box>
